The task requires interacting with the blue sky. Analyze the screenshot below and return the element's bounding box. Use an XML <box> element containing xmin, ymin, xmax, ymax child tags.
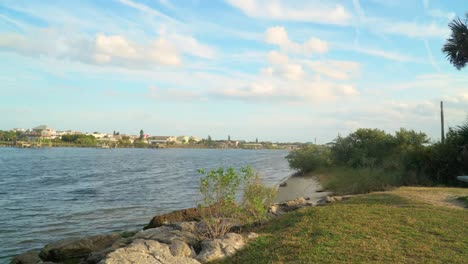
<box><xmin>0</xmin><ymin>0</ymin><xmax>467</xmax><ymax>143</ymax></box>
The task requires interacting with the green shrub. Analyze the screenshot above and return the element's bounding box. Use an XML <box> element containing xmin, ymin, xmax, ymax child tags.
<box><xmin>197</xmin><ymin>166</ymin><xmax>276</xmax><ymax>238</ymax></box>
<box><xmin>241</xmin><ymin>171</ymin><xmax>276</xmax><ymax>223</ymax></box>
<box><xmin>286</xmin><ymin>145</ymin><xmax>331</xmax><ymax>174</ymax></box>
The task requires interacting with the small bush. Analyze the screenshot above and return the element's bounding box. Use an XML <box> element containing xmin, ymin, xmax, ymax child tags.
<box><xmin>197</xmin><ymin>166</ymin><xmax>276</xmax><ymax>238</ymax></box>
<box><xmin>241</xmin><ymin>170</ymin><xmax>276</xmax><ymax>223</ymax></box>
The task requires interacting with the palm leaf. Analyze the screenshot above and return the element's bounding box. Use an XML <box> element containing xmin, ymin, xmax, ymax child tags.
<box><xmin>442</xmin><ymin>14</ymin><xmax>468</xmax><ymax>70</ymax></box>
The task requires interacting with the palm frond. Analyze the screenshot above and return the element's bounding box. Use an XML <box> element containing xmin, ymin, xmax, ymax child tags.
<box><xmin>442</xmin><ymin>15</ymin><xmax>468</xmax><ymax>70</ymax></box>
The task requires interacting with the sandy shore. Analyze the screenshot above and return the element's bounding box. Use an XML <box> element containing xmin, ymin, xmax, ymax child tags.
<box><xmin>274</xmin><ymin>174</ymin><xmax>330</xmax><ymax>203</ymax></box>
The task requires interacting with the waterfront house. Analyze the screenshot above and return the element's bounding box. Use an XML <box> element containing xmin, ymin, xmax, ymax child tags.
<box><xmin>32</xmin><ymin>125</ymin><xmax>56</xmax><ymax>139</ymax></box>
<box><xmin>148</xmin><ymin>136</ymin><xmax>177</xmax><ymax>144</ymax></box>
<box><xmin>176</xmin><ymin>136</ymin><xmax>190</xmax><ymax>144</ymax></box>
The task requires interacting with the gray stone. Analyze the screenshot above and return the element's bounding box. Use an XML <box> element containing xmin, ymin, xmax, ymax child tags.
<box><xmin>11</xmin><ymin>250</ymin><xmax>41</xmax><ymax>264</ymax></box>
<box><xmin>326</xmin><ymin>196</ymin><xmax>336</xmax><ymax>203</ymax></box>
<box><xmin>134</xmin><ymin>226</ymin><xmax>199</xmax><ymax>247</ymax></box>
<box><xmin>99</xmin><ymin>239</ymin><xmax>200</xmax><ymax>264</ymax></box>
<box><xmin>196</xmin><ymin>233</ymin><xmax>245</xmax><ymax>263</ymax></box>
<box><xmin>169</xmin><ymin>240</ymin><xmax>195</xmax><ymax>258</ymax></box>
<box><xmin>172</xmin><ymin>221</ymin><xmax>198</xmax><ymax>233</ymax></box>
<box><xmin>332</xmin><ymin>196</ymin><xmax>343</xmax><ymax>201</ymax></box>
<box><xmin>39</xmin><ymin>233</ymin><xmax>121</xmax><ymax>262</ymax></box>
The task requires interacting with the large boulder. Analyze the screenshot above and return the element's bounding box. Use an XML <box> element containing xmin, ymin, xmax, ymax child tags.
<box><xmin>10</xmin><ymin>250</ymin><xmax>41</xmax><ymax>264</ymax></box>
<box><xmin>39</xmin><ymin>233</ymin><xmax>121</xmax><ymax>262</ymax></box>
<box><xmin>196</xmin><ymin>233</ymin><xmax>245</xmax><ymax>263</ymax></box>
<box><xmin>144</xmin><ymin>208</ymin><xmax>202</xmax><ymax>230</ymax></box>
<box><xmin>99</xmin><ymin>239</ymin><xmax>200</xmax><ymax>264</ymax></box>
<box><xmin>169</xmin><ymin>240</ymin><xmax>196</xmax><ymax>258</ymax></box>
<box><xmin>134</xmin><ymin>226</ymin><xmax>199</xmax><ymax>247</ymax></box>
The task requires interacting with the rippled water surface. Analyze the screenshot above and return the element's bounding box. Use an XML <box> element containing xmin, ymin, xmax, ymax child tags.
<box><xmin>0</xmin><ymin>147</ymin><xmax>293</xmax><ymax>262</ymax></box>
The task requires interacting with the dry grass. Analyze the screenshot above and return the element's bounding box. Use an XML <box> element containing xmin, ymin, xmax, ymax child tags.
<box><xmin>389</xmin><ymin>186</ymin><xmax>468</xmax><ymax>209</ymax></box>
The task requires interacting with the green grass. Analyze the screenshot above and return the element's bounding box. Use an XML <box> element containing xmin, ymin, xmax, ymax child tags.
<box><xmin>216</xmin><ymin>189</ymin><xmax>468</xmax><ymax>264</ymax></box>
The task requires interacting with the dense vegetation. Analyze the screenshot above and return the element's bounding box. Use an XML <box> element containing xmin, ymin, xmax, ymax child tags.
<box><xmin>217</xmin><ymin>188</ymin><xmax>468</xmax><ymax>264</ymax></box>
<box><xmin>286</xmin><ymin>119</ymin><xmax>468</xmax><ymax>194</ymax></box>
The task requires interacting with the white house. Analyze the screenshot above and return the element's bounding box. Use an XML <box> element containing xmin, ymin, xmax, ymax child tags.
<box><xmin>176</xmin><ymin>136</ymin><xmax>190</xmax><ymax>144</ymax></box>
<box><xmin>148</xmin><ymin>136</ymin><xmax>177</xmax><ymax>144</ymax></box>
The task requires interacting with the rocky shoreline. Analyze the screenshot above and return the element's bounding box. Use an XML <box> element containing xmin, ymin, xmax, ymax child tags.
<box><xmin>12</xmin><ymin>176</ymin><xmax>347</xmax><ymax>264</ymax></box>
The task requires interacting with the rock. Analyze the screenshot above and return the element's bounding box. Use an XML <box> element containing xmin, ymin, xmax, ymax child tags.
<box><xmin>172</xmin><ymin>221</ymin><xmax>198</xmax><ymax>233</ymax></box>
<box><xmin>196</xmin><ymin>233</ymin><xmax>245</xmax><ymax>263</ymax></box>
<box><xmin>99</xmin><ymin>239</ymin><xmax>200</xmax><ymax>264</ymax></box>
<box><xmin>169</xmin><ymin>240</ymin><xmax>195</xmax><ymax>258</ymax></box>
<box><xmin>325</xmin><ymin>196</ymin><xmax>335</xmax><ymax>203</ymax></box>
<box><xmin>134</xmin><ymin>226</ymin><xmax>199</xmax><ymax>247</ymax></box>
<box><xmin>39</xmin><ymin>233</ymin><xmax>121</xmax><ymax>262</ymax></box>
<box><xmin>333</xmin><ymin>196</ymin><xmax>343</xmax><ymax>201</ymax></box>
<box><xmin>341</xmin><ymin>195</ymin><xmax>353</xmax><ymax>200</ymax></box>
<box><xmin>279</xmin><ymin>197</ymin><xmax>308</xmax><ymax>212</ymax></box>
<box><xmin>246</xmin><ymin>232</ymin><xmax>259</xmax><ymax>240</ymax></box>
<box><xmin>144</xmin><ymin>208</ymin><xmax>202</xmax><ymax>230</ymax></box>
<box><xmin>11</xmin><ymin>250</ymin><xmax>41</xmax><ymax>264</ymax></box>
<box><xmin>268</xmin><ymin>204</ymin><xmax>279</xmax><ymax>214</ymax></box>
<box><xmin>279</xmin><ymin>182</ymin><xmax>287</xmax><ymax>187</ymax></box>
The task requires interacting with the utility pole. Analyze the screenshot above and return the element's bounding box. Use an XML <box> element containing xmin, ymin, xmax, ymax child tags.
<box><xmin>441</xmin><ymin>101</ymin><xmax>445</xmax><ymax>144</ymax></box>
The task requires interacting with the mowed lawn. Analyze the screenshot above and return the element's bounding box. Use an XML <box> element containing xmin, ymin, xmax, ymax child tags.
<box><xmin>217</xmin><ymin>187</ymin><xmax>468</xmax><ymax>264</ymax></box>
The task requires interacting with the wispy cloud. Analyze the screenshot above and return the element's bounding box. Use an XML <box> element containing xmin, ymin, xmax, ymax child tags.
<box><xmin>225</xmin><ymin>0</ymin><xmax>353</xmax><ymax>26</ymax></box>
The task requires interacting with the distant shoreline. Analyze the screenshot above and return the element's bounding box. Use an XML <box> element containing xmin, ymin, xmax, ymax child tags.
<box><xmin>0</xmin><ymin>144</ymin><xmax>287</xmax><ymax>150</ymax></box>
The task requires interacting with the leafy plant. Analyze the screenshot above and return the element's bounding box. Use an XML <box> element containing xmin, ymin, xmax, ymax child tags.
<box><xmin>197</xmin><ymin>166</ymin><xmax>276</xmax><ymax>238</ymax></box>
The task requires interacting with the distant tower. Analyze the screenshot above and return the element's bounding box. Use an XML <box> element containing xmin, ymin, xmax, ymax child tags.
<box><xmin>228</xmin><ymin>135</ymin><xmax>231</xmax><ymax>141</ymax></box>
<box><xmin>255</xmin><ymin>138</ymin><xmax>258</xmax><ymax>143</ymax></box>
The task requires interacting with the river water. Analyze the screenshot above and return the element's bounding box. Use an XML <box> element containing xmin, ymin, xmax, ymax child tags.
<box><xmin>0</xmin><ymin>147</ymin><xmax>293</xmax><ymax>262</ymax></box>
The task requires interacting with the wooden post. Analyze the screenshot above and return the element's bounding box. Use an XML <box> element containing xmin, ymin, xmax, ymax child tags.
<box><xmin>441</xmin><ymin>101</ymin><xmax>445</xmax><ymax>144</ymax></box>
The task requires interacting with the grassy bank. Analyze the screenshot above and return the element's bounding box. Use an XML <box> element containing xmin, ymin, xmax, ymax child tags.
<box><xmin>216</xmin><ymin>187</ymin><xmax>468</xmax><ymax>263</ymax></box>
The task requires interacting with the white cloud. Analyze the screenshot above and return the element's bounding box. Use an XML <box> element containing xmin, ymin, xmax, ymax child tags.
<box><xmin>167</xmin><ymin>34</ymin><xmax>216</xmax><ymax>59</ymax></box>
<box><xmin>427</xmin><ymin>9</ymin><xmax>456</xmax><ymax>21</ymax></box>
<box><xmin>340</xmin><ymin>44</ymin><xmax>419</xmax><ymax>62</ymax></box>
<box><xmin>0</xmin><ymin>28</ymin><xmax>217</xmax><ymax>67</ymax></box>
<box><xmin>281</xmin><ymin>63</ymin><xmax>304</xmax><ymax>81</ymax></box>
<box><xmin>95</xmin><ymin>34</ymin><xmax>138</xmax><ymax>59</ymax></box>
<box><xmin>306</xmin><ymin>60</ymin><xmax>360</xmax><ymax>80</ymax></box>
<box><xmin>218</xmin><ymin>75</ymin><xmax>359</xmax><ymax>102</ymax></box>
<box><xmin>117</xmin><ymin>0</ymin><xmax>176</xmax><ymax>22</ymax></box>
<box><xmin>380</xmin><ymin>20</ymin><xmax>450</xmax><ymax>38</ymax></box>
<box><xmin>265</xmin><ymin>26</ymin><xmax>329</xmax><ymax>55</ymax></box>
<box><xmin>147</xmin><ymin>38</ymin><xmax>181</xmax><ymax>65</ymax></box>
<box><xmin>268</xmin><ymin>50</ymin><xmax>289</xmax><ymax>64</ymax></box>
<box><xmin>226</xmin><ymin>0</ymin><xmax>352</xmax><ymax>25</ymax></box>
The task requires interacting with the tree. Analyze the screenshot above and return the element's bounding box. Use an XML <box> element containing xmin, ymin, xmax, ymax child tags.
<box><xmin>255</xmin><ymin>138</ymin><xmax>258</xmax><ymax>143</ymax></box>
<box><xmin>139</xmin><ymin>129</ymin><xmax>144</xmax><ymax>140</ymax></box>
<box><xmin>207</xmin><ymin>135</ymin><xmax>212</xmax><ymax>142</ymax></box>
<box><xmin>442</xmin><ymin>13</ymin><xmax>468</xmax><ymax>70</ymax></box>
<box><xmin>228</xmin><ymin>135</ymin><xmax>231</xmax><ymax>141</ymax></box>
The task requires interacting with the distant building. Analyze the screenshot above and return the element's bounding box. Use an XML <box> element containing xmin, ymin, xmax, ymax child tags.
<box><xmin>32</xmin><ymin>125</ymin><xmax>56</xmax><ymax>139</ymax></box>
<box><xmin>89</xmin><ymin>132</ymin><xmax>107</xmax><ymax>139</ymax></box>
<box><xmin>176</xmin><ymin>136</ymin><xmax>190</xmax><ymax>144</ymax></box>
<box><xmin>189</xmin><ymin>136</ymin><xmax>202</xmax><ymax>143</ymax></box>
<box><xmin>148</xmin><ymin>136</ymin><xmax>177</xmax><ymax>144</ymax></box>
